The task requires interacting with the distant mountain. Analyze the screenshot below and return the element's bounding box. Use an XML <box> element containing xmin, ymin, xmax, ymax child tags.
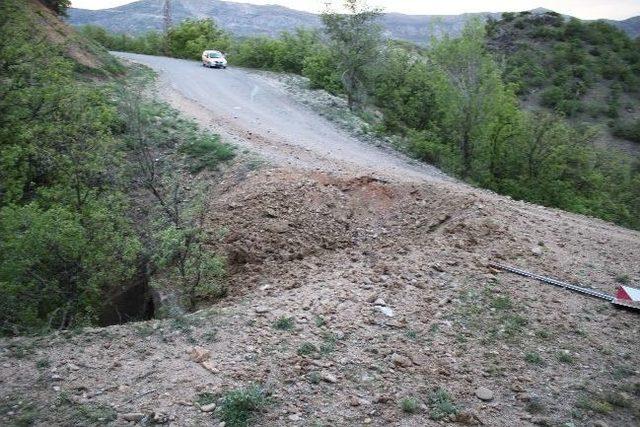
<box><xmin>609</xmin><ymin>15</ymin><xmax>640</xmax><ymax>38</ymax></box>
<box><xmin>67</xmin><ymin>0</ymin><xmax>499</xmax><ymax>44</ymax></box>
<box><xmin>67</xmin><ymin>0</ymin><xmax>640</xmax><ymax>44</ymax></box>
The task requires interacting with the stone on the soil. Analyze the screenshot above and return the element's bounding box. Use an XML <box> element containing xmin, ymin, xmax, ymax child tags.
<box><xmin>320</xmin><ymin>372</ymin><xmax>337</xmax><ymax>383</ymax></box>
<box><xmin>475</xmin><ymin>386</ymin><xmax>494</xmax><ymax>401</ymax></box>
<box><xmin>201</xmin><ymin>360</ymin><xmax>218</xmax><ymax>373</ymax></box>
<box><xmin>376</xmin><ymin>306</ymin><xmax>394</xmax><ymax>317</ymax></box>
<box><xmin>200</xmin><ymin>403</ymin><xmax>216</xmax><ymax>412</ymax></box>
<box><xmin>189</xmin><ymin>346</ymin><xmax>211</xmax><ymax>363</ymax></box>
<box><xmin>121</xmin><ymin>412</ymin><xmax>146</xmax><ymax>422</ymax></box>
<box><xmin>390</xmin><ymin>353</ymin><xmax>412</xmax><ymax>368</ymax></box>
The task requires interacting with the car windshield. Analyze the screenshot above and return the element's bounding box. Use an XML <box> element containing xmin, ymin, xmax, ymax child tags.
<box><xmin>208</xmin><ymin>52</ymin><xmax>222</xmax><ymax>58</ymax></box>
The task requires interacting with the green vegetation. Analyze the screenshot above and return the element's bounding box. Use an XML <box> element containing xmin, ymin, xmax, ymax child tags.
<box><xmin>195</xmin><ymin>392</ymin><xmax>217</xmax><ymax>406</ymax></box>
<box><xmin>321</xmin><ymin>0</ymin><xmax>383</xmax><ymax>109</ymax></box>
<box><xmin>428</xmin><ymin>388</ymin><xmax>458</xmax><ymax>420</ymax></box>
<box><xmin>487</xmin><ymin>13</ymin><xmax>640</xmax><ymax>138</ymax></box>
<box><xmin>400</xmin><ymin>397</ymin><xmax>420</xmax><ymax>414</ymax></box>
<box><xmin>0</xmin><ymin>0</ymin><xmax>233</xmax><ymax>335</ymax></box>
<box><xmin>79</xmin><ymin>19</ymin><xmax>231</xmax><ymax>59</ymax></box>
<box><xmin>42</xmin><ymin>0</ymin><xmax>70</xmax><ymax>16</ymax></box>
<box><xmin>556</xmin><ymin>351</ymin><xmax>576</xmax><ymax>364</ymax></box>
<box><xmin>218</xmin><ymin>385</ymin><xmax>268</xmax><ymax>427</ymax></box>
<box><xmin>525</xmin><ymin>352</ymin><xmax>545</xmax><ymax>365</ymax></box>
<box><xmin>273</xmin><ymin>316</ymin><xmax>295</xmax><ymax>331</ymax></box>
<box><xmin>297</xmin><ymin>342</ymin><xmax>319</xmax><ymax>357</ymax></box>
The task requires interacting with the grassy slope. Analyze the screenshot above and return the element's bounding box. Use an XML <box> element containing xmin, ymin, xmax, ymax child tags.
<box><xmin>27</xmin><ymin>0</ymin><xmax>123</xmax><ymax>75</ymax></box>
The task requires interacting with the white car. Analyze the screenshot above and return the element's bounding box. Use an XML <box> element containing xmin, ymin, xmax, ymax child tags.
<box><xmin>202</xmin><ymin>50</ymin><xmax>227</xmax><ymax>69</ymax></box>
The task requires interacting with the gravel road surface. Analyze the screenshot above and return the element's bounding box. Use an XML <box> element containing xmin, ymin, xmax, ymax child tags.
<box><xmin>114</xmin><ymin>52</ymin><xmax>449</xmax><ymax>183</ymax></box>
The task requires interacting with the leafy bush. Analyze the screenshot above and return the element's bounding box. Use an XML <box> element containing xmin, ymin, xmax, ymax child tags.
<box><xmin>167</xmin><ymin>19</ymin><xmax>231</xmax><ymax>59</ymax></box>
<box><xmin>613</xmin><ymin>119</ymin><xmax>640</xmax><ymax>143</ymax></box>
<box><xmin>41</xmin><ymin>0</ymin><xmax>70</xmax><ymax>16</ymax></box>
<box><xmin>219</xmin><ymin>386</ymin><xmax>268</xmax><ymax>427</ymax></box>
<box><xmin>179</xmin><ymin>135</ymin><xmax>235</xmax><ymax>173</ymax></box>
<box><xmin>428</xmin><ymin>388</ymin><xmax>458</xmax><ymax>420</ymax></box>
<box><xmin>400</xmin><ymin>397</ymin><xmax>420</xmax><ymax>414</ymax></box>
<box><xmin>302</xmin><ymin>47</ymin><xmax>343</xmax><ymax>94</ymax></box>
<box><xmin>273</xmin><ymin>316</ymin><xmax>294</xmax><ymax>331</ymax></box>
<box><xmin>0</xmin><ymin>0</ymin><xmax>142</xmax><ymax>334</ymax></box>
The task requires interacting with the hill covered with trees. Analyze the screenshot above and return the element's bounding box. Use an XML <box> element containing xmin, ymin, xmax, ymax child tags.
<box><xmin>487</xmin><ymin>11</ymin><xmax>640</xmax><ymax>148</ymax></box>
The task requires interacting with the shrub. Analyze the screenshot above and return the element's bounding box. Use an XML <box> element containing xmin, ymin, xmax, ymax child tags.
<box><xmin>401</xmin><ymin>397</ymin><xmax>420</xmax><ymax>414</ymax></box>
<box><xmin>273</xmin><ymin>316</ymin><xmax>294</xmax><ymax>331</ymax></box>
<box><xmin>428</xmin><ymin>388</ymin><xmax>458</xmax><ymax>420</ymax></box>
<box><xmin>218</xmin><ymin>386</ymin><xmax>267</xmax><ymax>427</ymax></box>
<box><xmin>302</xmin><ymin>47</ymin><xmax>343</xmax><ymax>94</ymax></box>
<box><xmin>167</xmin><ymin>19</ymin><xmax>231</xmax><ymax>59</ymax></box>
<box><xmin>524</xmin><ymin>352</ymin><xmax>544</xmax><ymax>365</ymax></box>
<box><xmin>179</xmin><ymin>135</ymin><xmax>235</xmax><ymax>173</ymax></box>
<box><xmin>297</xmin><ymin>342</ymin><xmax>318</xmax><ymax>356</ymax></box>
<box><xmin>613</xmin><ymin>119</ymin><xmax>640</xmax><ymax>143</ymax></box>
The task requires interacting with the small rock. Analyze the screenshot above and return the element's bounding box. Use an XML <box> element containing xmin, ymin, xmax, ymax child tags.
<box><xmin>531</xmin><ymin>246</ymin><xmax>543</xmax><ymax>256</ymax></box>
<box><xmin>153</xmin><ymin>412</ymin><xmax>169</xmax><ymax>423</ymax></box>
<box><xmin>432</xmin><ymin>263</ymin><xmax>445</xmax><ymax>272</ymax></box>
<box><xmin>201</xmin><ymin>361</ymin><xmax>218</xmax><ymax>373</ymax></box>
<box><xmin>390</xmin><ymin>353</ymin><xmax>412</xmax><ymax>368</ymax></box>
<box><xmin>200</xmin><ymin>403</ymin><xmax>216</xmax><ymax>412</ymax></box>
<box><xmin>349</xmin><ymin>396</ymin><xmax>361</xmax><ymax>407</ymax></box>
<box><xmin>475</xmin><ymin>387</ymin><xmax>494</xmax><ymax>401</ymax></box>
<box><xmin>288</xmin><ymin>413</ymin><xmax>301</xmax><ymax>421</ymax></box>
<box><xmin>373</xmin><ymin>394</ymin><xmax>391</xmax><ymax>403</ymax></box>
<box><xmin>121</xmin><ymin>413</ymin><xmax>146</xmax><ymax>422</ymax></box>
<box><xmin>254</xmin><ymin>306</ymin><xmax>269</xmax><ymax>314</ymax></box>
<box><xmin>190</xmin><ymin>346</ymin><xmax>211</xmax><ymax>363</ymax></box>
<box><xmin>320</xmin><ymin>372</ymin><xmax>337</xmax><ymax>383</ymax></box>
<box><xmin>455</xmin><ymin>411</ymin><xmax>482</xmax><ymax>425</ymax></box>
<box><xmin>373</xmin><ymin>298</ymin><xmax>386</xmax><ymax>306</ymax></box>
<box><xmin>376</xmin><ymin>306</ymin><xmax>394</xmax><ymax>317</ymax></box>
<box><xmin>592</xmin><ymin>422</ymin><xmax>609</xmax><ymax>427</ymax></box>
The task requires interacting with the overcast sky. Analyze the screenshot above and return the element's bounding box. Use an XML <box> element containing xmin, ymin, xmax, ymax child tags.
<box><xmin>71</xmin><ymin>0</ymin><xmax>640</xmax><ymax>20</ymax></box>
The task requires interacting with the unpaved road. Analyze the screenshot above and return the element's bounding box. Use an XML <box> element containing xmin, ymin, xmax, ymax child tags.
<box><xmin>114</xmin><ymin>52</ymin><xmax>449</xmax><ymax>183</ymax></box>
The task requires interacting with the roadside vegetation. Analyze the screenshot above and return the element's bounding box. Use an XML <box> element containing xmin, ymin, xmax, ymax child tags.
<box><xmin>79</xmin><ymin>2</ymin><xmax>640</xmax><ymax>231</ymax></box>
<box><xmin>0</xmin><ymin>0</ymin><xmax>233</xmax><ymax>335</ymax></box>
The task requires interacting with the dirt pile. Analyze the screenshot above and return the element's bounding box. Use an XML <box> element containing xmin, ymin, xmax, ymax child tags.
<box><xmin>4</xmin><ymin>166</ymin><xmax>635</xmax><ymax>425</ymax></box>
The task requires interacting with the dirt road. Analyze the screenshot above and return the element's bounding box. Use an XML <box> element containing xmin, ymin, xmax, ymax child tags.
<box><xmin>114</xmin><ymin>52</ymin><xmax>449</xmax><ymax>183</ymax></box>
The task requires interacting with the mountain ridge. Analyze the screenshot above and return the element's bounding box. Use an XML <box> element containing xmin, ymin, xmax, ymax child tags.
<box><xmin>68</xmin><ymin>0</ymin><xmax>640</xmax><ymax>44</ymax></box>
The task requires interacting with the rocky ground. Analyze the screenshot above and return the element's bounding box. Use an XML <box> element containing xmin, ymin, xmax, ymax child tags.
<box><xmin>1</xmin><ymin>61</ymin><xmax>639</xmax><ymax>426</ymax></box>
<box><xmin>1</xmin><ymin>162</ymin><xmax>639</xmax><ymax>426</ymax></box>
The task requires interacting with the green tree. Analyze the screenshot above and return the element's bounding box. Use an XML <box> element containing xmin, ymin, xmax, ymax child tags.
<box><xmin>429</xmin><ymin>21</ymin><xmax>519</xmax><ymax>178</ymax></box>
<box><xmin>167</xmin><ymin>19</ymin><xmax>231</xmax><ymax>59</ymax></box>
<box><xmin>41</xmin><ymin>0</ymin><xmax>70</xmax><ymax>16</ymax></box>
<box><xmin>321</xmin><ymin>0</ymin><xmax>383</xmax><ymax>110</ymax></box>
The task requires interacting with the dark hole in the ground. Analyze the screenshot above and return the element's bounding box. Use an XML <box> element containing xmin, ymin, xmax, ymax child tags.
<box><xmin>98</xmin><ymin>262</ymin><xmax>155</xmax><ymax>326</ymax></box>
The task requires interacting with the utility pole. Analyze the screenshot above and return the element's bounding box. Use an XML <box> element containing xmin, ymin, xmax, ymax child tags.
<box><xmin>163</xmin><ymin>0</ymin><xmax>172</xmax><ymax>55</ymax></box>
<box><xmin>163</xmin><ymin>0</ymin><xmax>172</xmax><ymax>35</ymax></box>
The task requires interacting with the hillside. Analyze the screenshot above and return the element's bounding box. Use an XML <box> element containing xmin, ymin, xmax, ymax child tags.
<box><xmin>68</xmin><ymin>0</ymin><xmax>497</xmax><ymax>44</ymax></box>
<box><xmin>487</xmin><ymin>11</ymin><xmax>640</xmax><ymax>152</ymax></box>
<box><xmin>2</xmin><ymin>2</ymin><xmax>640</xmax><ymax>426</ymax></box>
<box><xmin>67</xmin><ymin>0</ymin><xmax>640</xmax><ymax>44</ymax></box>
